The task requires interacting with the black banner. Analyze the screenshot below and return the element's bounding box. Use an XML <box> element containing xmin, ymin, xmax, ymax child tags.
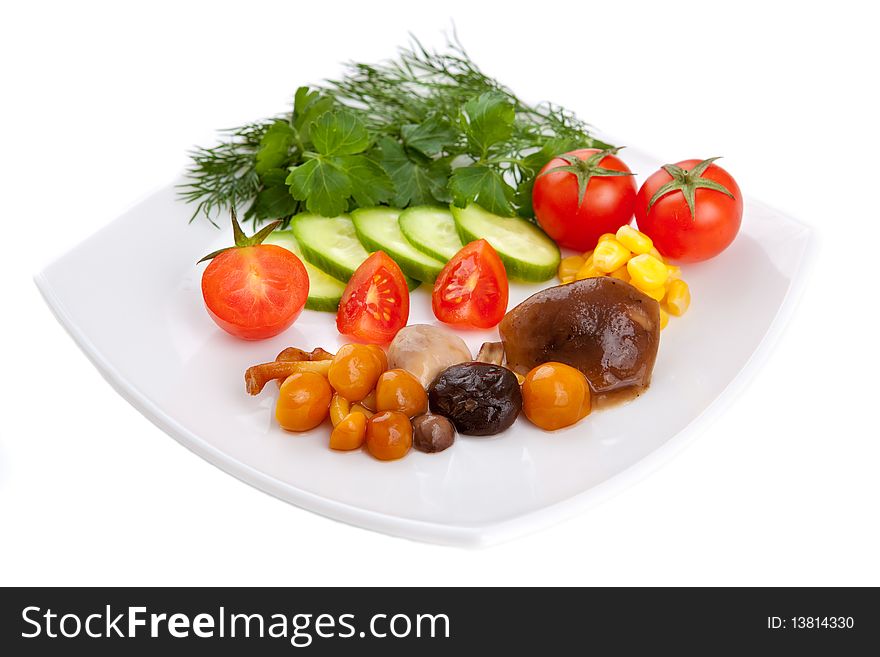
<box><xmin>1</xmin><ymin>587</ymin><xmax>876</xmax><ymax>654</ymax></box>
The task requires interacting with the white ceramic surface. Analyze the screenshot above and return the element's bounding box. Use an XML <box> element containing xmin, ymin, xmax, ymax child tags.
<box><xmin>35</xmin><ymin>146</ymin><xmax>813</xmax><ymax>546</ymax></box>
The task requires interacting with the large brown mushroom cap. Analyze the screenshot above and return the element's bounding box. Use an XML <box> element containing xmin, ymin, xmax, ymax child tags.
<box><xmin>499</xmin><ymin>278</ymin><xmax>660</xmax><ymax>395</ymax></box>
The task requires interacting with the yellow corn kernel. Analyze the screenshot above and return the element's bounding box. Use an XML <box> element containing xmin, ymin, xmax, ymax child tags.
<box><xmin>665</xmin><ymin>279</ymin><xmax>691</xmax><ymax>316</ymax></box>
<box><xmin>616</xmin><ymin>225</ymin><xmax>653</xmax><ymax>255</ymax></box>
<box><xmin>581</xmin><ymin>249</ymin><xmax>594</xmax><ymax>260</ymax></box>
<box><xmin>574</xmin><ymin>259</ymin><xmax>603</xmax><ymax>281</ymax></box>
<box><xmin>609</xmin><ymin>265</ymin><xmax>630</xmax><ymax>282</ymax></box>
<box><xmin>639</xmin><ymin>284</ymin><xmax>666</xmax><ymax>302</ymax></box>
<box><xmin>558</xmin><ymin>255</ymin><xmax>585</xmax><ymax>281</ymax></box>
<box><xmin>666</xmin><ymin>265</ymin><xmax>682</xmax><ymax>281</ymax></box>
<box><xmin>627</xmin><ymin>254</ymin><xmax>669</xmax><ymax>289</ymax></box>
<box><xmin>659</xmin><ymin>307</ymin><xmax>669</xmax><ymax>330</ymax></box>
<box><xmin>575</xmin><ymin>255</ymin><xmax>603</xmax><ymax>280</ymax></box>
<box><xmin>648</xmin><ymin>246</ymin><xmax>665</xmax><ymax>262</ymax></box>
<box><xmin>593</xmin><ymin>239</ymin><xmax>632</xmax><ymax>273</ymax></box>
<box><xmin>329</xmin><ymin>394</ymin><xmax>351</xmax><ymax>427</ymax></box>
<box><xmin>597</xmin><ymin>233</ymin><xmax>616</xmax><ymax>244</ymax></box>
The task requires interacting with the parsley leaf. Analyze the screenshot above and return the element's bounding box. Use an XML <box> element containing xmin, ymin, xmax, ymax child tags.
<box><xmin>401</xmin><ymin>115</ymin><xmax>457</xmax><ymax>157</ymax></box>
<box><xmin>251</xmin><ymin>168</ymin><xmax>299</xmax><ymax>219</ymax></box>
<box><xmin>253</xmin><ymin>90</ymin><xmax>337</xmax><ymax>220</ymax></box>
<box><xmin>459</xmin><ymin>92</ymin><xmax>515</xmax><ymax>158</ymax></box>
<box><xmin>287</xmin><ymin>158</ymin><xmax>351</xmax><ymax>217</ymax></box>
<box><xmin>286</xmin><ymin>110</ymin><xmax>393</xmax><ymax>216</ymax></box>
<box><xmin>379</xmin><ymin>138</ymin><xmax>450</xmax><ymax>206</ymax></box>
<box><xmin>293</xmin><ymin>87</ymin><xmax>333</xmax><ymax>135</ymax></box>
<box><xmin>341</xmin><ymin>154</ymin><xmax>395</xmax><ymax>207</ymax></box>
<box><xmin>449</xmin><ymin>166</ymin><xmax>515</xmax><ymax>216</ymax></box>
<box><xmin>255</xmin><ymin>121</ymin><xmax>296</xmax><ymax>176</ymax></box>
<box><xmin>310</xmin><ymin>110</ymin><xmax>370</xmax><ymax>156</ymax></box>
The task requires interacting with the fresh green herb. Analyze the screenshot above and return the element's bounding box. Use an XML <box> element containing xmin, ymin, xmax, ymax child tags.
<box><xmin>179</xmin><ymin>34</ymin><xmax>611</xmax><ymax>226</ymax></box>
<box><xmin>379</xmin><ymin>137</ymin><xmax>452</xmax><ymax>207</ymax></box>
<box><xmin>286</xmin><ymin>110</ymin><xmax>394</xmax><ymax>217</ymax></box>
<box><xmin>179</xmin><ymin>121</ymin><xmax>270</xmax><ymax>226</ymax></box>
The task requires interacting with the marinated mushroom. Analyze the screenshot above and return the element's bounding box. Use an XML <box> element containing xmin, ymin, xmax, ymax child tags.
<box><xmin>499</xmin><ymin>277</ymin><xmax>660</xmax><ymax>396</ymax></box>
<box><xmin>476</xmin><ymin>341</ymin><xmax>504</xmax><ymax>365</ymax></box>
<box><xmin>412</xmin><ymin>414</ymin><xmax>456</xmax><ymax>453</ymax></box>
<box><xmin>428</xmin><ymin>363</ymin><xmax>522</xmax><ymax>436</ymax></box>
<box><xmin>387</xmin><ymin>324</ymin><xmax>473</xmax><ymax>388</ymax></box>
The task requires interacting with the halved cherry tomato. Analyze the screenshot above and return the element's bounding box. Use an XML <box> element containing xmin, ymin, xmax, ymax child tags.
<box><xmin>336</xmin><ymin>251</ymin><xmax>409</xmax><ymax>344</ymax></box>
<box><xmin>431</xmin><ymin>240</ymin><xmax>509</xmax><ymax>329</ymax></box>
<box><xmin>200</xmin><ymin>211</ymin><xmax>308</xmax><ymax>340</ymax></box>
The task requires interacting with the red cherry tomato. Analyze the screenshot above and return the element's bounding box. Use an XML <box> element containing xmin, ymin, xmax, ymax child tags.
<box><xmin>432</xmin><ymin>239</ymin><xmax>509</xmax><ymax>329</ymax></box>
<box><xmin>337</xmin><ymin>251</ymin><xmax>410</xmax><ymax>344</ymax></box>
<box><xmin>532</xmin><ymin>148</ymin><xmax>637</xmax><ymax>252</ymax></box>
<box><xmin>635</xmin><ymin>158</ymin><xmax>742</xmax><ymax>263</ymax></box>
<box><xmin>200</xmin><ymin>215</ymin><xmax>308</xmax><ymax>340</ymax></box>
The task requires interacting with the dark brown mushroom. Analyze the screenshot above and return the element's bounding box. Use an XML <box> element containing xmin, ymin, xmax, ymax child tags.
<box><xmin>412</xmin><ymin>414</ymin><xmax>456</xmax><ymax>453</ymax></box>
<box><xmin>428</xmin><ymin>363</ymin><xmax>522</xmax><ymax>436</ymax></box>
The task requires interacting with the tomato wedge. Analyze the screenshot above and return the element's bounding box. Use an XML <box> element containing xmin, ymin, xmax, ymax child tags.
<box><xmin>432</xmin><ymin>240</ymin><xmax>509</xmax><ymax>329</ymax></box>
<box><xmin>337</xmin><ymin>251</ymin><xmax>410</xmax><ymax>344</ymax></box>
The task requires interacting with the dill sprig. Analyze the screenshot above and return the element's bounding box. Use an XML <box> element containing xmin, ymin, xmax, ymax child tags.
<box><xmin>325</xmin><ymin>35</ymin><xmax>597</xmax><ymax>147</ymax></box>
<box><xmin>178</xmin><ymin>121</ymin><xmax>273</xmax><ymax>225</ymax></box>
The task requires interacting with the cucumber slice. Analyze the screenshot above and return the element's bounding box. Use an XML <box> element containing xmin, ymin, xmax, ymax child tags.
<box><xmin>264</xmin><ymin>230</ymin><xmax>346</xmax><ymax>312</ymax></box>
<box><xmin>450</xmin><ymin>204</ymin><xmax>561</xmax><ymax>282</ymax></box>
<box><xmin>351</xmin><ymin>207</ymin><xmax>445</xmax><ymax>283</ymax></box>
<box><xmin>398</xmin><ymin>206</ymin><xmax>463</xmax><ymax>262</ymax></box>
<box><xmin>290</xmin><ymin>213</ymin><xmax>366</xmax><ymax>281</ymax></box>
<box><xmin>290</xmin><ymin>213</ymin><xmax>420</xmax><ymax>290</ymax></box>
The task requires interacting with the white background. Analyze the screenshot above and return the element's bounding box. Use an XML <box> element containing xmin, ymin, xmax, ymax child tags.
<box><xmin>2</xmin><ymin>0</ymin><xmax>878</xmax><ymax>586</ymax></box>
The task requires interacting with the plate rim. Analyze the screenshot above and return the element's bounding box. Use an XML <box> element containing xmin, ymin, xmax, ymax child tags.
<box><xmin>34</xmin><ymin>192</ymin><xmax>816</xmax><ymax>547</ymax></box>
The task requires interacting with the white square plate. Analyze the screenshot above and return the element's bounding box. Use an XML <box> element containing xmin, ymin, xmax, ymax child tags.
<box><xmin>35</xmin><ymin>146</ymin><xmax>813</xmax><ymax>546</ymax></box>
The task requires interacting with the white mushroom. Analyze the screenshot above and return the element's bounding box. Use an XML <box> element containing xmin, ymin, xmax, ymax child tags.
<box><xmin>387</xmin><ymin>324</ymin><xmax>473</xmax><ymax>388</ymax></box>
